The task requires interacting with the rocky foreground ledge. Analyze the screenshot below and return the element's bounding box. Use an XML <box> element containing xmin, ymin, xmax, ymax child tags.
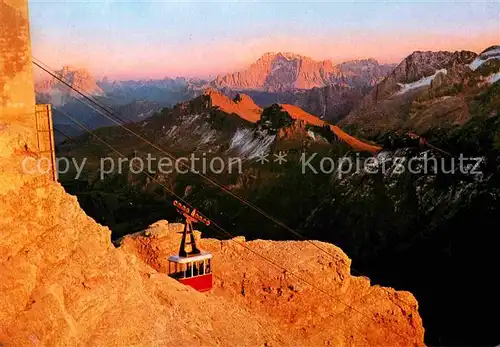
<box><xmin>0</xmin><ymin>123</ymin><xmax>424</xmax><ymax>346</ymax></box>
<box><xmin>121</xmin><ymin>221</ymin><xmax>425</xmax><ymax>346</ymax></box>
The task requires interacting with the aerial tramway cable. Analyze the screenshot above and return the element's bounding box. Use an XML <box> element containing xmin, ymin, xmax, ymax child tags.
<box><xmin>0</xmin><ymin>0</ymin><xmax>415</xmax><ymax>337</ymax></box>
<box><xmin>53</xmin><ymin>106</ymin><xmax>417</xmax><ymax>344</ymax></box>
<box><xmin>33</xmin><ymin>58</ymin><xmax>419</xmax><ymax>313</ymax></box>
<box><xmin>33</xmin><ymin>58</ymin><xmax>134</xmax><ymax>126</ymax></box>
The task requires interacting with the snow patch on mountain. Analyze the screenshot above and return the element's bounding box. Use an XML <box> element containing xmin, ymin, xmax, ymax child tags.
<box><xmin>228</xmin><ymin>128</ymin><xmax>275</xmax><ymax>160</ymax></box>
<box><xmin>487</xmin><ymin>72</ymin><xmax>500</xmax><ymax>84</ymax></box>
<box><xmin>396</xmin><ymin>69</ymin><xmax>447</xmax><ymax>95</ymax></box>
<box><xmin>196</xmin><ymin>124</ymin><xmax>218</xmax><ymax>146</ymax></box>
<box><xmin>469</xmin><ymin>47</ymin><xmax>500</xmax><ymax>71</ymax></box>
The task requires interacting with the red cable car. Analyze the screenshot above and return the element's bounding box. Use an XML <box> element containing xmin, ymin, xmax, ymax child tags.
<box><xmin>167</xmin><ymin>200</ymin><xmax>213</xmax><ymax>292</ymax></box>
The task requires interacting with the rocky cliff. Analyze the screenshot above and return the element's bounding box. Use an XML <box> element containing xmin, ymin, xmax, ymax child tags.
<box><xmin>340</xmin><ymin>49</ymin><xmax>486</xmax><ymax>136</ymax></box>
<box><xmin>0</xmin><ymin>113</ymin><xmax>424</xmax><ymax>346</ymax></box>
<box><xmin>213</xmin><ymin>52</ymin><xmax>340</xmax><ymax>92</ymax></box>
<box><xmin>203</xmin><ymin>88</ymin><xmax>262</xmax><ymax>123</ymax></box>
<box><xmin>120</xmin><ymin>221</ymin><xmax>425</xmax><ymax>346</ymax></box>
<box><xmin>35</xmin><ymin>66</ymin><xmax>104</xmax><ymax>105</ymax></box>
<box><xmin>213</xmin><ymin>52</ymin><xmax>394</xmax><ymax>92</ymax></box>
<box><xmin>0</xmin><ymin>179</ymin><xmax>289</xmax><ymax>346</ymax></box>
<box><xmin>367</xmin><ymin>50</ymin><xmax>477</xmax><ymax>101</ymax></box>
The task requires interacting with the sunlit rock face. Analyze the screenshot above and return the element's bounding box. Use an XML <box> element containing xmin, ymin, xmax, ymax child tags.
<box><xmin>213</xmin><ymin>52</ymin><xmax>394</xmax><ymax>92</ymax></box>
<box><xmin>340</xmin><ymin>49</ymin><xmax>482</xmax><ymax>136</ymax></box>
<box><xmin>119</xmin><ymin>223</ymin><xmax>425</xmax><ymax>347</ymax></box>
<box><xmin>0</xmin><ymin>120</ymin><xmax>424</xmax><ymax>346</ymax></box>
<box><xmin>35</xmin><ymin>66</ymin><xmax>104</xmax><ymax>106</ymax></box>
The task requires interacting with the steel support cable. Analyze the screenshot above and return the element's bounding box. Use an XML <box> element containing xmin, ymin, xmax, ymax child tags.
<box><xmin>54</xmin><ymin>106</ymin><xmax>417</xmax><ymax>345</ymax></box>
<box><xmin>33</xmin><ymin>58</ymin><xmax>133</xmax><ymax>125</ymax></box>
<box><xmin>33</xmin><ymin>58</ymin><xmax>418</xmax><ymax>313</ymax></box>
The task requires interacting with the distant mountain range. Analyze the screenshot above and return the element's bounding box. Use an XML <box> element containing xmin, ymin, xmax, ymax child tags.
<box><xmin>212</xmin><ymin>52</ymin><xmax>395</xmax><ymax>91</ymax></box>
<box><xmin>209</xmin><ymin>53</ymin><xmax>396</xmax><ymax>123</ymax></box>
<box><xmin>35</xmin><ymin>53</ymin><xmax>397</xmax><ymax>127</ymax></box>
<box><xmin>35</xmin><ymin>67</ymin><xmax>206</xmax><ymax>108</ymax></box>
<box><xmin>37</xmin><ymin>47</ymin><xmax>500</xmax><ymax>137</ymax></box>
<box><xmin>341</xmin><ymin>46</ymin><xmax>500</xmax><ymax>136</ymax></box>
<box><xmin>97</xmin><ymin>76</ymin><xmax>207</xmax><ymax>106</ymax></box>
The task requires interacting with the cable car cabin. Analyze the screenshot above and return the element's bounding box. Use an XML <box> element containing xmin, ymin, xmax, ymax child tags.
<box><xmin>167</xmin><ymin>200</ymin><xmax>213</xmax><ymax>292</ymax></box>
<box><xmin>167</xmin><ymin>252</ymin><xmax>212</xmax><ymax>292</ymax></box>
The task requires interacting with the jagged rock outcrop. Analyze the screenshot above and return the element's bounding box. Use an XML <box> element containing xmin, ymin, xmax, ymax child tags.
<box><xmin>0</xmin><ymin>120</ymin><xmax>424</xmax><ymax>346</ymax></box>
<box><xmin>202</xmin><ymin>88</ymin><xmax>262</xmax><ymax>123</ymax></box>
<box><xmin>120</xmin><ymin>222</ymin><xmax>425</xmax><ymax>346</ymax></box>
<box><xmin>35</xmin><ymin>66</ymin><xmax>104</xmax><ymax>105</ymax></box>
<box><xmin>213</xmin><ymin>53</ymin><xmax>394</xmax><ymax>92</ymax></box>
<box><xmin>367</xmin><ymin>50</ymin><xmax>477</xmax><ymax>102</ymax></box>
<box><xmin>274</xmin><ymin>104</ymin><xmax>382</xmax><ymax>153</ymax></box>
<box><xmin>0</xmin><ymin>123</ymin><xmax>294</xmax><ymax>347</ymax></box>
<box><xmin>213</xmin><ymin>52</ymin><xmax>340</xmax><ymax>92</ymax></box>
<box><xmin>277</xmin><ymin>119</ymin><xmax>309</xmax><ymax>142</ymax></box>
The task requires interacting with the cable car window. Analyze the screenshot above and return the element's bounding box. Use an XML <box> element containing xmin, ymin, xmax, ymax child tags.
<box><xmin>205</xmin><ymin>259</ymin><xmax>211</xmax><ymax>274</ymax></box>
<box><xmin>193</xmin><ymin>261</ymin><xmax>200</xmax><ymax>276</ymax></box>
<box><xmin>180</xmin><ymin>263</ymin><xmax>186</xmax><ymax>279</ymax></box>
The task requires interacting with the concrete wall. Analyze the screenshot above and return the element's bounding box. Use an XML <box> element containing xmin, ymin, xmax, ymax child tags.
<box><xmin>0</xmin><ymin>0</ymin><xmax>37</xmax><ymax>148</ymax></box>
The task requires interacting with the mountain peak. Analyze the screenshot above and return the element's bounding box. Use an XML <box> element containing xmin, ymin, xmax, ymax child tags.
<box><xmin>213</xmin><ymin>52</ymin><xmax>392</xmax><ymax>92</ymax></box>
<box><xmin>59</xmin><ymin>65</ymin><xmax>93</xmax><ymax>78</ymax></box>
<box><xmin>397</xmin><ymin>49</ymin><xmax>477</xmax><ymax>83</ymax></box>
<box><xmin>202</xmin><ymin>87</ymin><xmax>223</xmax><ymax>97</ymax></box>
<box><xmin>480</xmin><ymin>45</ymin><xmax>500</xmax><ymax>55</ymax></box>
<box><xmin>213</xmin><ymin>52</ymin><xmax>338</xmax><ymax>92</ymax></box>
<box><xmin>469</xmin><ymin>45</ymin><xmax>500</xmax><ymax>71</ymax></box>
<box><xmin>341</xmin><ymin>57</ymin><xmax>379</xmax><ymax>65</ymax></box>
<box><xmin>477</xmin><ymin>45</ymin><xmax>500</xmax><ymax>60</ymax></box>
<box><xmin>200</xmin><ymin>88</ymin><xmax>262</xmax><ymax>123</ymax></box>
<box><xmin>260</xmin><ymin>52</ymin><xmax>308</xmax><ymax>60</ymax></box>
<box><xmin>35</xmin><ymin>65</ymin><xmax>104</xmax><ymax>105</ymax></box>
<box><xmin>60</xmin><ymin>64</ymin><xmax>79</xmax><ymax>71</ymax></box>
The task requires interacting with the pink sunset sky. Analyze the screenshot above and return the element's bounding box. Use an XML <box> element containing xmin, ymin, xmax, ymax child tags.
<box><xmin>29</xmin><ymin>1</ymin><xmax>499</xmax><ymax>80</ymax></box>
